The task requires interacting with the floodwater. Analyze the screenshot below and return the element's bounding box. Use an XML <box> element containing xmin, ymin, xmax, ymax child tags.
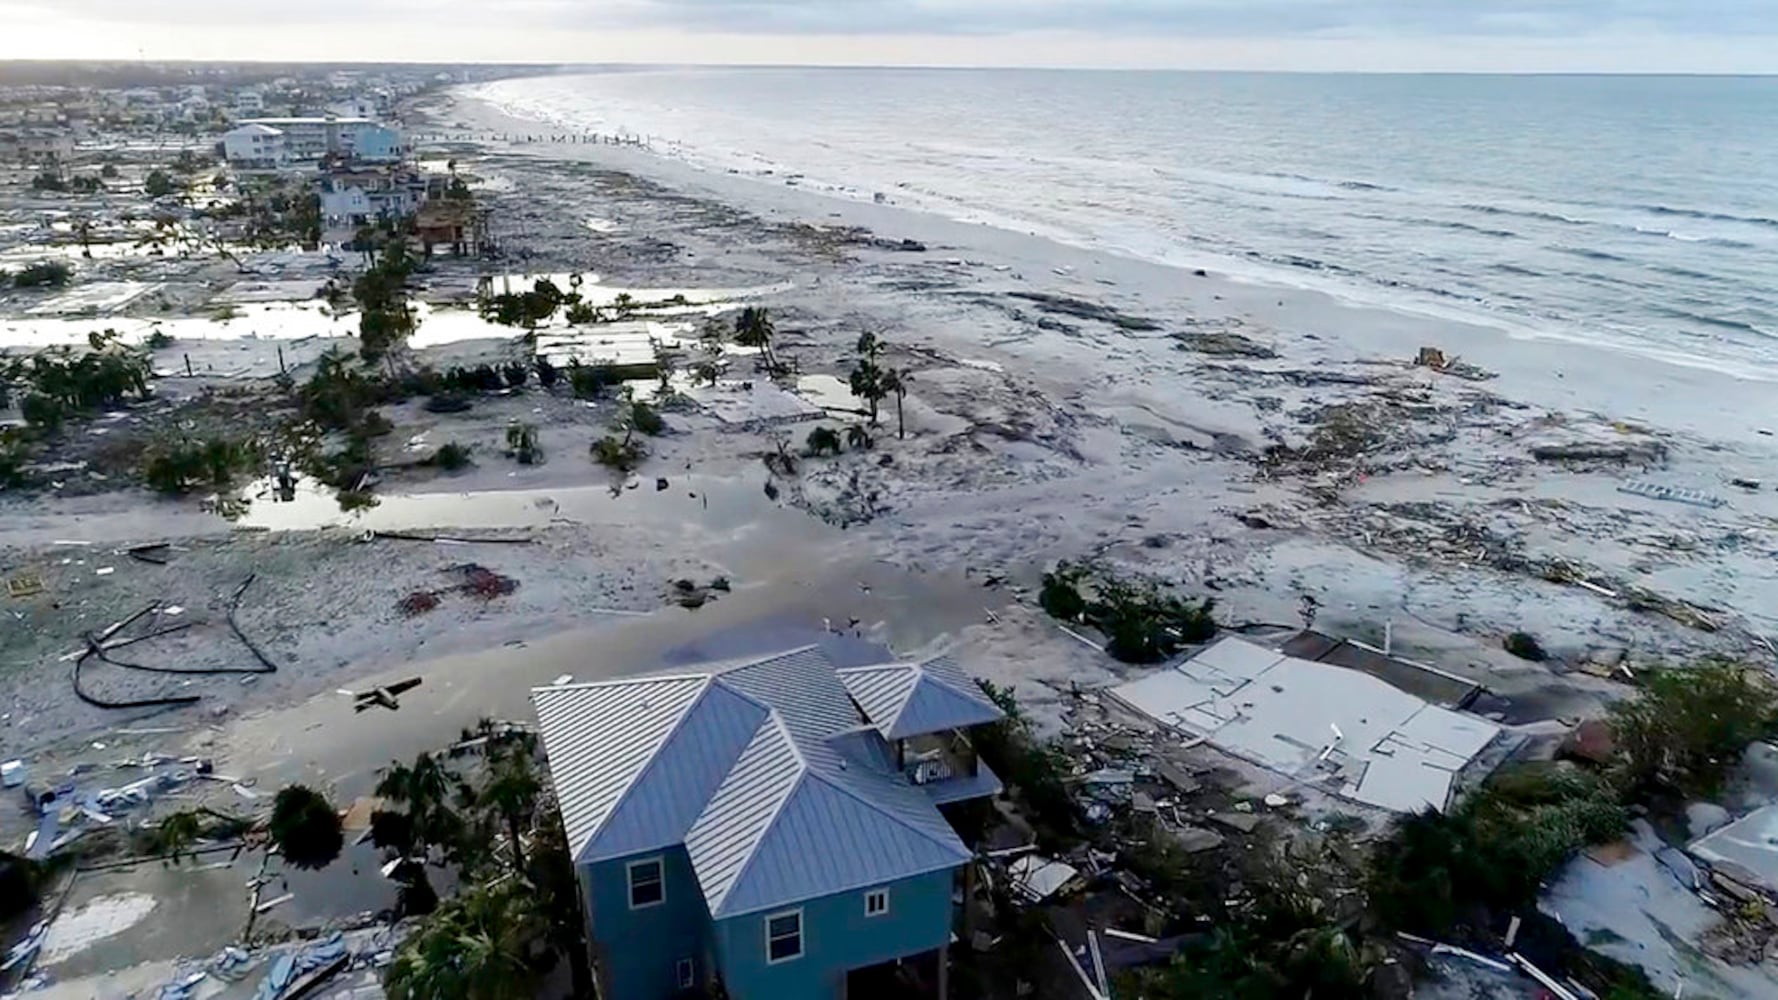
<box><xmin>215</xmin><ymin>554</ymin><xmax>1010</xmax><ymax>790</ymax></box>
<box><xmin>229</xmin><ymin>472</ymin><xmax>784</xmax><ymax>536</ymax></box>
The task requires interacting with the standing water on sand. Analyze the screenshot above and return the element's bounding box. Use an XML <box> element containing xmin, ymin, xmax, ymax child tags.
<box><xmin>476</xmin><ymin>70</ymin><xmax>1778</xmax><ymax>375</ymax></box>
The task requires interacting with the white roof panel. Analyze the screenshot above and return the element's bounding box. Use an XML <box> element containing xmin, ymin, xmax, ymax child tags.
<box><xmin>1110</xmin><ymin>637</ymin><xmax>1501</xmax><ymax>813</ymax></box>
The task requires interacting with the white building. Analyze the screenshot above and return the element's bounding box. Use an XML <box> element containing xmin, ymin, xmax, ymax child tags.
<box><xmin>234</xmin><ymin>90</ymin><xmax>266</xmax><ymax>116</ymax></box>
<box><xmin>237</xmin><ymin>117</ymin><xmax>403</xmax><ymax>164</ymax></box>
<box><xmin>221</xmin><ymin>123</ymin><xmax>288</xmax><ymax>169</ymax></box>
<box><xmin>319</xmin><ymin>168</ymin><xmax>429</xmax><ymax>228</ymax></box>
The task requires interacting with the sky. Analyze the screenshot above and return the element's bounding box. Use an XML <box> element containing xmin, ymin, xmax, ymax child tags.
<box><xmin>2</xmin><ymin>0</ymin><xmax>1775</xmax><ymax>72</ymax></box>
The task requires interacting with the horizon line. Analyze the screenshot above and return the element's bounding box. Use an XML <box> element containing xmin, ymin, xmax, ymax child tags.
<box><xmin>0</xmin><ymin>57</ymin><xmax>1773</xmax><ymax>78</ymax></box>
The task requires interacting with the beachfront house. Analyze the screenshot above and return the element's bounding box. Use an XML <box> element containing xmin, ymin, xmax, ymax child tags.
<box><xmin>318</xmin><ymin>166</ymin><xmax>430</xmax><ymax>230</ymax></box>
<box><xmin>235</xmin><ymin>117</ymin><xmax>404</xmax><ymax>164</ymax></box>
<box><xmin>531</xmin><ymin>646</ymin><xmax>1006</xmax><ymax>1000</ymax></box>
<box><xmin>221</xmin><ymin>123</ymin><xmax>289</xmax><ymax>170</ymax></box>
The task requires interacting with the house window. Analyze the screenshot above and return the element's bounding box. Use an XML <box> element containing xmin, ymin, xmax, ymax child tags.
<box><xmin>675</xmin><ymin>957</ymin><xmax>695</xmax><ymax>989</ymax></box>
<box><xmin>865</xmin><ymin>888</ymin><xmax>889</xmax><ymax>917</ymax></box>
<box><xmin>765</xmin><ymin>909</ymin><xmax>803</xmax><ymax>964</ymax></box>
<box><xmin>627</xmin><ymin>857</ymin><xmax>664</xmax><ymax>909</ymax></box>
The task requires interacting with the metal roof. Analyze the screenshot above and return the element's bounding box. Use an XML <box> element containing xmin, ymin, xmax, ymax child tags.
<box><xmin>532</xmin><ymin>646</ymin><xmax>983</xmax><ymax>919</ymax></box>
<box><xmin>533</xmin><ymin>675</ymin><xmax>711</xmax><ymax>857</ymax></box>
<box><xmin>838</xmin><ymin>655</ymin><xmax>1005</xmax><ymax>740</ymax></box>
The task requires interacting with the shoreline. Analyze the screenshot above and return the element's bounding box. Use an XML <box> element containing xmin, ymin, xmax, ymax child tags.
<box><xmin>459</xmin><ymin>72</ymin><xmax>1778</xmax><ymax>392</ymax></box>
<box><xmin>440</xmin><ymin>82</ymin><xmax>1778</xmax><ymax>447</ymax></box>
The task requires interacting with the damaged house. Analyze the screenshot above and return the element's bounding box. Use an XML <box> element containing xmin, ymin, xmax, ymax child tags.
<box><xmin>532</xmin><ymin>646</ymin><xmax>1005</xmax><ymax>1000</ymax></box>
<box><xmin>1111</xmin><ymin>636</ymin><xmax>1501</xmax><ymax>813</ymax></box>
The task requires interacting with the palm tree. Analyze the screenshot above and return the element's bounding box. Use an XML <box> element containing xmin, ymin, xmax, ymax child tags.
<box><xmin>733</xmin><ymin>306</ymin><xmax>780</xmax><ymax>374</ymax></box>
<box><xmin>848</xmin><ymin>331</ymin><xmax>886</xmax><ymax>424</ymax></box>
<box><xmin>470</xmin><ymin>726</ymin><xmax>541</xmax><ymax>874</ymax></box>
<box><xmin>156</xmin><ymin>810</ymin><xmax>202</xmax><ymax>866</ymax></box>
<box><xmin>881</xmin><ymin>367</ymin><xmax>910</xmax><ymax>439</ymax></box>
<box><xmin>376</xmin><ymin>753</ymin><xmax>467</xmax><ymax>865</ymax></box>
<box><xmin>384</xmin><ymin>880</ymin><xmax>546</xmax><ymax>1000</ymax></box>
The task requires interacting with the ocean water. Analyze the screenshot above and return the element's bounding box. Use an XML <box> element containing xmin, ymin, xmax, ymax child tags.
<box><xmin>475</xmin><ymin>69</ymin><xmax>1778</xmax><ymax>373</ymax></box>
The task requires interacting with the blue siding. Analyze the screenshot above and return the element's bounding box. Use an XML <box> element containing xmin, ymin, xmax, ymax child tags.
<box><xmin>584</xmin><ymin>848</ymin><xmax>713</xmax><ymax>1000</ymax></box>
<box><xmin>712</xmin><ymin>868</ymin><xmax>955</xmax><ymax>1000</ymax></box>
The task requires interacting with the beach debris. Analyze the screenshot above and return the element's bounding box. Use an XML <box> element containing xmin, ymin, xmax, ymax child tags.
<box><xmin>397</xmin><ymin>590</ymin><xmax>442</xmax><ymax>616</ymax></box>
<box><xmin>1008</xmin><ymin>855</ymin><xmax>1082</xmax><ymax>903</ymax></box>
<box><xmin>1</xmin><ymin>759</ymin><xmax>24</xmax><ymax>787</ymax></box>
<box><xmin>1618</xmin><ymin>480</ymin><xmax>1726</xmax><ymax>508</ymax></box>
<box><xmin>1412</xmin><ymin>346</ymin><xmax>1496</xmax><ymax>381</ymax></box>
<box><xmin>551</xmin><ymin>673</ymin><xmax>574</xmax><ymax>686</ymax></box>
<box><xmin>1730</xmin><ymin>477</ymin><xmax>1762</xmax><ymax>491</ymax></box>
<box><xmin>351</xmin><ymin>677</ymin><xmax>423</xmax><ymax>713</ymax></box>
<box><xmin>457</xmin><ymin>563</ymin><xmax>518</xmax><ymax>599</ymax></box>
<box><xmin>1174</xmin><ymin>331</ymin><xmax>1278</xmax><ymax>359</ymax></box>
<box><xmin>254</xmin><ymin>893</ymin><xmax>294</xmax><ymax>914</ymax></box>
<box><xmin>126</xmin><ymin>542</ymin><xmax>172</xmax><ymax>565</ymax></box>
<box><xmin>7</xmin><ymin>572</ymin><xmax>45</xmax><ymax>598</ymax></box>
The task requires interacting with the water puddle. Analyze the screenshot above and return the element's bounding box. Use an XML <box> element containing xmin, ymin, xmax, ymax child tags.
<box><xmin>228</xmin><ymin>473</ymin><xmax>780</xmax><ymax>534</ymax></box>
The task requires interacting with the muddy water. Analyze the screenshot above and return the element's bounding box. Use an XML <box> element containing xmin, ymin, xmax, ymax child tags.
<box><xmin>232</xmin><ymin>472</ymin><xmax>778</xmax><ymax>536</ymax></box>
<box><xmin>211</xmin><ymin>554</ymin><xmax>1007</xmax><ymax>790</ymax></box>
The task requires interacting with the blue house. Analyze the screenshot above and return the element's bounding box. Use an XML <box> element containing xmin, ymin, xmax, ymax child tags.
<box><xmin>532</xmin><ymin>646</ymin><xmax>1005</xmax><ymax>1000</ymax></box>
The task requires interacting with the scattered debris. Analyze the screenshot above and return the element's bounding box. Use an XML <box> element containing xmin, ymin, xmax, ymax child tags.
<box><xmin>350</xmin><ymin>677</ymin><xmax>423</xmax><ymax>713</ymax></box>
<box><xmin>1412</xmin><ymin>345</ymin><xmax>1496</xmax><ymax>381</ymax></box>
<box><xmin>1617</xmin><ymin>480</ymin><xmax>1724</xmax><ymax>508</ymax></box>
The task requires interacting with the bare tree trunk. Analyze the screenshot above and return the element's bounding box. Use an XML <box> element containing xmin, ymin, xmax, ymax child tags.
<box><xmin>896</xmin><ymin>392</ymin><xmax>906</xmax><ymax>440</ymax></box>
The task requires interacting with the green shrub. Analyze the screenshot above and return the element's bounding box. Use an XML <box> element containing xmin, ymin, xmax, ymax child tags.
<box><xmin>143</xmin><ymin>436</ymin><xmax>257</xmax><ymax>494</ymax></box>
<box><xmin>19</xmin><ymin>393</ymin><xmax>65</xmax><ymax>433</ymax></box>
<box><xmin>0</xmin><ymin>429</ymin><xmax>29</xmax><ymax>489</ymax></box>
<box><xmin>505</xmin><ymin>423</ymin><xmax>541</xmax><ymax>465</ymax></box>
<box><xmin>14</xmin><ymin>261</ymin><xmax>72</xmax><ymax>288</ymax></box>
<box><xmin>1369</xmin><ymin>764</ymin><xmax>1626</xmax><ymax>935</ymax></box>
<box><xmin>1040</xmin><ymin>562</ymin><xmax>1089</xmax><ymax>621</ymax></box>
<box><xmin>1035</xmin><ymin>562</ymin><xmax>1217</xmax><ymax>663</ymax></box>
<box><xmin>431</xmin><ymin>442</ymin><xmax>472</xmax><ymax>471</ymax></box>
<box><xmin>535</xmin><ymin>356</ymin><xmax>560</xmax><ymax>388</ymax></box>
<box><xmin>145</xmin><ymin>330</ymin><xmax>174</xmax><ymax>350</ymax></box>
<box><xmin>144</xmin><ymin>170</ymin><xmax>175</xmax><ymax>198</ymax></box>
<box><xmin>1612</xmin><ymin>661</ymin><xmax>1778</xmax><ymax>798</ymax></box>
<box><xmin>566</xmin><ymin>362</ymin><xmax>609</xmax><ymax>400</ymax></box>
<box><xmin>590</xmin><ymin>434</ymin><xmax>643</xmax><ymax>472</ymax></box>
<box><xmin>30</xmin><ymin>172</ymin><xmax>66</xmax><ymax>193</ymax></box>
<box><xmin>1504</xmin><ymin>631</ymin><xmax>1547</xmax><ymax>661</ymax></box>
<box><xmin>268</xmin><ymin>785</ymin><xmax>343</xmax><ymax>870</ymax></box>
<box><xmin>805</xmin><ymin>426</ymin><xmax>842</xmax><ymax>456</ymax></box>
<box><xmin>631</xmin><ymin>401</ymin><xmax>664</xmax><ymax>436</ymax></box>
<box><xmin>336</xmin><ymin>489</ymin><xmax>379</xmax><ymax>512</ymax></box>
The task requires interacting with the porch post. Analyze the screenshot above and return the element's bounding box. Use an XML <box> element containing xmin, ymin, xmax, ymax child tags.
<box><xmin>937</xmin><ymin>943</ymin><xmax>950</xmax><ymax>1000</ymax></box>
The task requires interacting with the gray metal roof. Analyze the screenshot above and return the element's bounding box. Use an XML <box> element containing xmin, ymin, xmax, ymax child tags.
<box><xmin>533</xmin><ymin>674</ymin><xmax>711</xmax><ymax>857</ymax></box>
<box><xmin>838</xmin><ymin>655</ymin><xmax>1005</xmax><ymax>739</ymax></box>
<box><xmin>533</xmin><ymin>646</ymin><xmax>979</xmax><ymax>919</ymax></box>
